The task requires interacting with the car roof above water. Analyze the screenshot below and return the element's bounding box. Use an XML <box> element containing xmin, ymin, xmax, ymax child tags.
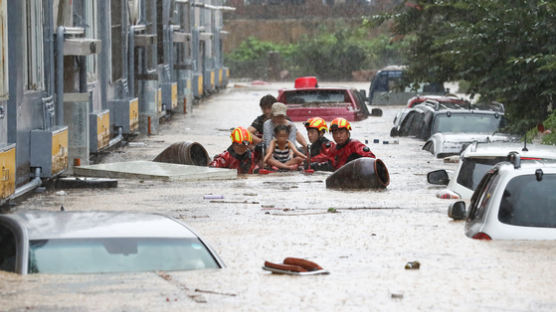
<box><xmin>462</xmin><ymin>142</ymin><xmax>556</xmax><ymax>159</ymax></box>
<box><xmin>1</xmin><ymin>210</ymin><xmax>197</xmax><ymax>240</ymax></box>
<box><xmin>497</xmin><ymin>160</ymin><xmax>556</xmax><ymax>172</ymax></box>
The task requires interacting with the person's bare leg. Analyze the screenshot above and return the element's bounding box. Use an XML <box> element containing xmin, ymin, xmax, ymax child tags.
<box><xmin>267</xmin><ymin>157</ymin><xmax>291</xmax><ymax>170</ymax></box>
<box><xmin>284</xmin><ymin>157</ymin><xmax>304</xmax><ymax>170</ymax></box>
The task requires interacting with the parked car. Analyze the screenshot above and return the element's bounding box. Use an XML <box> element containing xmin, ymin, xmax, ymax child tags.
<box><xmin>428</xmin><ymin>142</ymin><xmax>556</xmax><ymax>200</ymax></box>
<box><xmin>406</xmin><ymin>94</ymin><xmax>467</xmax><ymax>108</ymax></box>
<box><xmin>452</xmin><ymin>157</ymin><xmax>556</xmax><ymax>240</ymax></box>
<box><xmin>368</xmin><ymin>65</ymin><xmax>446</xmax><ymax>106</ymax></box>
<box><xmin>0</xmin><ymin>210</ymin><xmax>224</xmax><ymax>274</ymax></box>
<box><xmin>277</xmin><ymin>77</ymin><xmax>372</xmax><ymax>121</ymax></box>
<box><xmin>391</xmin><ymin>100</ymin><xmax>509</xmax><ymax>157</ymax></box>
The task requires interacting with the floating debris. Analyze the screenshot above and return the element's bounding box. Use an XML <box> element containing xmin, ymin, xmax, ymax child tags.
<box><xmin>391</xmin><ymin>293</ymin><xmax>404</xmax><ymax>299</ymax></box>
<box><xmin>405</xmin><ymin>261</ymin><xmax>421</xmax><ymax>270</ymax></box>
<box><xmin>263</xmin><ymin>257</ymin><xmax>329</xmax><ymax>275</ymax></box>
<box><xmin>203</xmin><ymin>194</ymin><xmax>224</xmax><ymax>200</ymax></box>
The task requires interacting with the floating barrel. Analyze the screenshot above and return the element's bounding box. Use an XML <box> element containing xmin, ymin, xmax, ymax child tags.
<box><xmin>325</xmin><ymin>158</ymin><xmax>389</xmax><ymax>189</ymax></box>
<box><xmin>153</xmin><ymin>142</ymin><xmax>209</xmax><ymax>166</ymax></box>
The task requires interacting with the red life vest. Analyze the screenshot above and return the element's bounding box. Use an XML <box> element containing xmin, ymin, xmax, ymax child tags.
<box><xmin>209</xmin><ymin>145</ymin><xmax>258</xmax><ymax>174</ymax></box>
<box><xmin>329</xmin><ymin>139</ymin><xmax>375</xmax><ymax>170</ymax></box>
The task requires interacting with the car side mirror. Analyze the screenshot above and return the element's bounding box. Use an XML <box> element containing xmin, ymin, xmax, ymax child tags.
<box><xmin>371</xmin><ymin>108</ymin><xmax>383</xmax><ymax>117</ymax></box>
<box><xmin>448</xmin><ymin>201</ymin><xmax>466</xmax><ymax>220</ymax></box>
<box><xmin>427</xmin><ymin>169</ymin><xmax>449</xmax><ymax>185</ymax></box>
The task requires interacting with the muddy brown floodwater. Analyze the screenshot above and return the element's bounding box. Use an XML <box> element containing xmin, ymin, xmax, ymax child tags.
<box><xmin>2</xmin><ymin>82</ymin><xmax>556</xmax><ymax>311</ymax></box>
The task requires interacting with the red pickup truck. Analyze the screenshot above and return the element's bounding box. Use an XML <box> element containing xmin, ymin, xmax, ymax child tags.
<box><xmin>277</xmin><ymin>77</ymin><xmax>370</xmax><ymax>122</ymax></box>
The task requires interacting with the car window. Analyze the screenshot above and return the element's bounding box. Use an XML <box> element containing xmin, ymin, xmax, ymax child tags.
<box><xmin>283</xmin><ymin>90</ymin><xmax>348</xmax><ymax>104</ymax></box>
<box><xmin>467</xmin><ymin>169</ymin><xmax>500</xmax><ymax>222</ymax></box>
<box><xmin>28</xmin><ymin>237</ymin><xmax>220</xmax><ymax>274</ymax></box>
<box><xmin>498</xmin><ymin>174</ymin><xmax>556</xmax><ymax>228</ymax></box>
<box><xmin>372</xmin><ymin>72</ymin><xmax>389</xmax><ymax>92</ymax></box>
<box><xmin>400</xmin><ymin>111</ymin><xmax>424</xmax><ymax>137</ymax></box>
<box><xmin>0</xmin><ymin>224</ymin><xmax>17</xmax><ymax>273</ymax></box>
<box><xmin>457</xmin><ymin>157</ymin><xmax>507</xmax><ymax>190</ymax></box>
<box><xmin>432</xmin><ymin>113</ymin><xmax>501</xmax><ymax>134</ymax></box>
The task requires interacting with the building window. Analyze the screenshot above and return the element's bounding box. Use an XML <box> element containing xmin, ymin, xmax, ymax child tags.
<box><xmin>24</xmin><ymin>0</ymin><xmax>45</xmax><ymax>91</ymax></box>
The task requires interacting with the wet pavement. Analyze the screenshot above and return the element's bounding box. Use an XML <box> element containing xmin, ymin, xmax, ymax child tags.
<box><xmin>2</xmin><ymin>82</ymin><xmax>556</xmax><ymax>311</ymax></box>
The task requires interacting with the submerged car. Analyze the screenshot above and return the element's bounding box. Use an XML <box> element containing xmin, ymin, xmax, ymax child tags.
<box><xmin>406</xmin><ymin>94</ymin><xmax>467</xmax><ymax>108</ymax></box>
<box><xmin>368</xmin><ymin>65</ymin><xmax>446</xmax><ymax>106</ymax></box>
<box><xmin>0</xmin><ymin>210</ymin><xmax>223</xmax><ymax>274</ymax></box>
<box><xmin>428</xmin><ymin>142</ymin><xmax>556</xmax><ymax>200</ymax></box>
<box><xmin>391</xmin><ymin>100</ymin><xmax>509</xmax><ymax>157</ymax></box>
<box><xmin>455</xmin><ymin>158</ymin><xmax>556</xmax><ymax>240</ymax></box>
<box><xmin>277</xmin><ymin>76</ymin><xmax>371</xmax><ymax>121</ymax></box>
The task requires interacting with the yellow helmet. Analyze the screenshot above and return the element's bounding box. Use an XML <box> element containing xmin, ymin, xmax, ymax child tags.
<box><xmin>230</xmin><ymin>127</ymin><xmax>252</xmax><ymax>145</ymax></box>
<box><xmin>304</xmin><ymin>117</ymin><xmax>328</xmax><ymax>132</ymax></box>
<box><xmin>329</xmin><ymin>118</ymin><xmax>351</xmax><ymax>131</ymax></box>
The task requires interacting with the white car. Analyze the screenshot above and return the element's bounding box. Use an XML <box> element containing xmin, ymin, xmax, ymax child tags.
<box><xmin>455</xmin><ymin>157</ymin><xmax>556</xmax><ymax>240</ymax></box>
<box><xmin>423</xmin><ymin>132</ymin><xmax>511</xmax><ymax>158</ymax></box>
<box><xmin>0</xmin><ymin>210</ymin><xmax>224</xmax><ymax>274</ymax></box>
<box><xmin>428</xmin><ymin>142</ymin><xmax>556</xmax><ymax>200</ymax></box>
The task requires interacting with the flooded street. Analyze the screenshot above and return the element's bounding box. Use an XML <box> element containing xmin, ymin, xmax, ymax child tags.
<box><xmin>2</xmin><ymin>82</ymin><xmax>556</xmax><ymax>311</ymax></box>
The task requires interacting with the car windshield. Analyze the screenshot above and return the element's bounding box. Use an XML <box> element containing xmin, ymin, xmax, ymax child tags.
<box><xmin>432</xmin><ymin>113</ymin><xmax>501</xmax><ymax>134</ymax></box>
<box><xmin>28</xmin><ymin>237</ymin><xmax>219</xmax><ymax>274</ymax></box>
<box><xmin>457</xmin><ymin>157</ymin><xmax>507</xmax><ymax>190</ymax></box>
<box><xmin>498</xmin><ymin>174</ymin><xmax>556</xmax><ymax>228</ymax></box>
<box><xmin>284</xmin><ymin>90</ymin><xmax>348</xmax><ymax>104</ymax></box>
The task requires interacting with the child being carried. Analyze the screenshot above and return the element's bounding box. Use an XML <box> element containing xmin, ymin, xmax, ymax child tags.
<box><xmin>264</xmin><ymin>124</ymin><xmax>307</xmax><ymax>170</ymax></box>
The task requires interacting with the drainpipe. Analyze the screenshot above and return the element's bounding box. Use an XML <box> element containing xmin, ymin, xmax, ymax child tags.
<box><xmin>56</xmin><ymin>26</ymin><xmax>66</xmax><ymax>126</ymax></box>
<box><xmin>121</xmin><ymin>0</ymin><xmax>129</xmax><ymax>97</ymax></box>
<box><xmin>98</xmin><ymin>0</ymin><xmax>108</xmax><ymax>110</ymax></box>
<box><xmin>46</xmin><ymin>0</ymin><xmax>55</xmax><ymax>97</ymax></box>
<box><xmin>10</xmin><ymin>168</ymin><xmax>42</xmax><ymax>200</ymax></box>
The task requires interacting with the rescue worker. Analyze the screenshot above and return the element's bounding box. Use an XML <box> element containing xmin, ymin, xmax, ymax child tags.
<box><xmin>304</xmin><ymin>117</ymin><xmax>335</xmax><ymax>169</ymax></box>
<box><xmin>209</xmin><ymin>127</ymin><xmax>258</xmax><ymax>174</ymax></box>
<box><xmin>248</xmin><ymin>94</ymin><xmax>276</xmax><ymax>144</ymax></box>
<box><xmin>328</xmin><ymin>117</ymin><xmax>375</xmax><ymax>170</ymax></box>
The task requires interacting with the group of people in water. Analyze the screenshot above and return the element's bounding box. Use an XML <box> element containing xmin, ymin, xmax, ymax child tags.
<box><xmin>209</xmin><ymin>94</ymin><xmax>376</xmax><ymax>174</ymax></box>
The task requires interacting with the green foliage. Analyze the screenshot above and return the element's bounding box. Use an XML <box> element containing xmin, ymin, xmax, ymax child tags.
<box><xmin>540</xmin><ymin>110</ymin><xmax>556</xmax><ymax>145</ymax></box>
<box><xmin>525</xmin><ymin>110</ymin><xmax>556</xmax><ymax>145</ymax></box>
<box><xmin>224</xmin><ymin>37</ymin><xmax>295</xmax><ymax>79</ymax></box>
<box><xmin>224</xmin><ymin>24</ymin><xmax>410</xmax><ymax>80</ymax></box>
<box><xmin>372</xmin><ymin>0</ymin><xmax>556</xmax><ymax>134</ymax></box>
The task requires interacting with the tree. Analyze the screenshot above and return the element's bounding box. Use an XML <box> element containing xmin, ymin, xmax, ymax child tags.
<box><xmin>371</xmin><ymin>0</ymin><xmax>556</xmax><ymax>133</ymax></box>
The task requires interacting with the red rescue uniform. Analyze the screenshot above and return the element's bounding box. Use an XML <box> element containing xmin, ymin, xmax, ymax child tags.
<box><xmin>310</xmin><ymin>136</ymin><xmax>335</xmax><ymax>163</ymax></box>
<box><xmin>209</xmin><ymin>145</ymin><xmax>258</xmax><ymax>174</ymax></box>
<box><xmin>330</xmin><ymin>139</ymin><xmax>375</xmax><ymax>170</ymax></box>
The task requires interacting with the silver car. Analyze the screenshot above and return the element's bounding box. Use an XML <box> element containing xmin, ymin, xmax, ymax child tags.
<box><xmin>0</xmin><ymin>210</ymin><xmax>224</xmax><ymax>274</ymax></box>
<box><xmin>428</xmin><ymin>142</ymin><xmax>556</xmax><ymax>200</ymax></box>
<box><xmin>423</xmin><ymin>132</ymin><xmax>511</xmax><ymax>158</ymax></box>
